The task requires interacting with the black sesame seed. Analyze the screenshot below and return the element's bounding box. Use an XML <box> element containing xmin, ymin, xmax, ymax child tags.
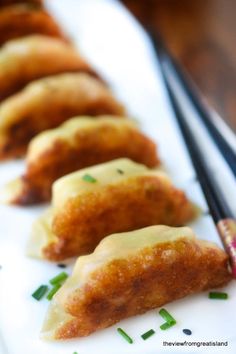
<box><xmin>183</xmin><ymin>329</ymin><xmax>192</xmax><ymax>335</ymax></box>
<box><xmin>117</xmin><ymin>169</ymin><xmax>124</xmax><ymax>174</ymax></box>
<box><xmin>57</xmin><ymin>263</ymin><xmax>66</xmax><ymax>268</ymax></box>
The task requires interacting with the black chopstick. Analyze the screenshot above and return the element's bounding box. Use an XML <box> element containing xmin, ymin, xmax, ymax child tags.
<box><xmin>161</xmin><ymin>70</ymin><xmax>233</xmax><ymax>222</ymax></box>
<box><xmin>149</xmin><ymin>33</ymin><xmax>236</xmax><ymax>277</ymax></box>
<box><xmin>150</xmin><ymin>33</ymin><xmax>236</xmax><ymax>177</ymax></box>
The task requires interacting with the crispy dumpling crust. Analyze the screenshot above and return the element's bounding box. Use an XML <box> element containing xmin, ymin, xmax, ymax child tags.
<box><xmin>41</xmin><ymin>226</ymin><xmax>231</xmax><ymax>339</ymax></box>
<box><xmin>3</xmin><ymin>117</ymin><xmax>159</xmax><ymax>204</ymax></box>
<box><xmin>47</xmin><ymin>177</ymin><xmax>195</xmax><ymax>260</ymax></box>
<box><xmin>0</xmin><ymin>35</ymin><xmax>98</xmax><ymax>101</ymax></box>
<box><xmin>0</xmin><ymin>73</ymin><xmax>125</xmax><ymax>160</ymax></box>
<box><xmin>42</xmin><ymin>169</ymin><xmax>196</xmax><ymax>261</ymax></box>
<box><xmin>0</xmin><ymin>4</ymin><xmax>65</xmax><ymax>46</ymax></box>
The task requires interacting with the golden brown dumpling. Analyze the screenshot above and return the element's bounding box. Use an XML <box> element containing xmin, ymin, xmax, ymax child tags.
<box><xmin>0</xmin><ymin>4</ymin><xmax>65</xmax><ymax>46</ymax></box>
<box><xmin>0</xmin><ymin>0</ymin><xmax>42</xmax><ymax>7</ymax></box>
<box><xmin>0</xmin><ymin>73</ymin><xmax>125</xmax><ymax>159</ymax></box>
<box><xmin>0</xmin><ymin>35</ymin><xmax>98</xmax><ymax>101</ymax></box>
<box><xmin>28</xmin><ymin>159</ymin><xmax>197</xmax><ymax>261</ymax></box>
<box><xmin>0</xmin><ymin>117</ymin><xmax>160</xmax><ymax>204</ymax></box>
<box><xmin>41</xmin><ymin>225</ymin><xmax>231</xmax><ymax>339</ymax></box>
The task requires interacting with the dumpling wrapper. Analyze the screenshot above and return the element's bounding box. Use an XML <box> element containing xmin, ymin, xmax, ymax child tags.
<box><xmin>28</xmin><ymin>158</ymin><xmax>197</xmax><ymax>261</ymax></box>
<box><xmin>41</xmin><ymin>225</ymin><xmax>231</xmax><ymax>339</ymax></box>
<box><xmin>0</xmin><ymin>35</ymin><xmax>98</xmax><ymax>101</ymax></box>
<box><xmin>0</xmin><ymin>4</ymin><xmax>65</xmax><ymax>46</ymax></box>
<box><xmin>0</xmin><ymin>73</ymin><xmax>125</xmax><ymax>159</ymax></box>
<box><xmin>0</xmin><ymin>116</ymin><xmax>160</xmax><ymax>205</ymax></box>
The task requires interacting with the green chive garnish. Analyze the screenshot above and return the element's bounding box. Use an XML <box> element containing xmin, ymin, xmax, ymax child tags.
<box><xmin>159</xmin><ymin>308</ymin><xmax>176</xmax><ymax>330</ymax></box>
<box><xmin>49</xmin><ymin>271</ymin><xmax>68</xmax><ymax>285</ymax></box>
<box><xmin>82</xmin><ymin>174</ymin><xmax>97</xmax><ymax>183</ymax></box>
<box><xmin>32</xmin><ymin>285</ymin><xmax>48</xmax><ymax>301</ymax></box>
<box><xmin>209</xmin><ymin>291</ymin><xmax>228</xmax><ymax>299</ymax></box>
<box><xmin>73</xmin><ymin>352</ymin><xmax>78</xmax><ymax>354</ymax></box>
<box><xmin>159</xmin><ymin>308</ymin><xmax>176</xmax><ymax>325</ymax></box>
<box><xmin>46</xmin><ymin>284</ymin><xmax>61</xmax><ymax>300</ymax></box>
<box><xmin>141</xmin><ymin>329</ymin><xmax>155</xmax><ymax>340</ymax></box>
<box><xmin>117</xmin><ymin>328</ymin><xmax>133</xmax><ymax>344</ymax></box>
<box><xmin>117</xmin><ymin>169</ymin><xmax>124</xmax><ymax>174</ymax></box>
<box><xmin>160</xmin><ymin>321</ymin><xmax>175</xmax><ymax>330</ymax></box>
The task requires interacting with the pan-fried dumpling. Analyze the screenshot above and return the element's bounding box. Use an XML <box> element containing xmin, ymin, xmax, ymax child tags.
<box><xmin>41</xmin><ymin>225</ymin><xmax>231</xmax><ymax>339</ymax></box>
<box><xmin>0</xmin><ymin>73</ymin><xmax>125</xmax><ymax>159</ymax></box>
<box><xmin>0</xmin><ymin>4</ymin><xmax>66</xmax><ymax>46</ymax></box>
<box><xmin>0</xmin><ymin>35</ymin><xmax>98</xmax><ymax>101</ymax></box>
<box><xmin>0</xmin><ymin>0</ymin><xmax>42</xmax><ymax>7</ymax></box>
<box><xmin>1</xmin><ymin>117</ymin><xmax>160</xmax><ymax>205</ymax></box>
<box><xmin>28</xmin><ymin>159</ymin><xmax>197</xmax><ymax>261</ymax></box>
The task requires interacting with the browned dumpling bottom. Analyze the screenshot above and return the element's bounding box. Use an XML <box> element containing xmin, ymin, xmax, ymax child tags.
<box><xmin>41</xmin><ymin>225</ymin><xmax>231</xmax><ymax>339</ymax></box>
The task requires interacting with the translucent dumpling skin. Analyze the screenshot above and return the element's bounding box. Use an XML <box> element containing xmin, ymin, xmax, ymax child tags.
<box><xmin>28</xmin><ymin>159</ymin><xmax>197</xmax><ymax>261</ymax></box>
<box><xmin>41</xmin><ymin>225</ymin><xmax>231</xmax><ymax>339</ymax></box>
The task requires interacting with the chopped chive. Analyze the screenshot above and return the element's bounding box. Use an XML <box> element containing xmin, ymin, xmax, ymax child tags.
<box><xmin>159</xmin><ymin>308</ymin><xmax>176</xmax><ymax>325</ymax></box>
<box><xmin>73</xmin><ymin>352</ymin><xmax>78</xmax><ymax>354</ymax></box>
<box><xmin>117</xmin><ymin>328</ymin><xmax>133</xmax><ymax>344</ymax></box>
<box><xmin>208</xmin><ymin>292</ymin><xmax>228</xmax><ymax>299</ymax></box>
<box><xmin>141</xmin><ymin>329</ymin><xmax>155</xmax><ymax>340</ymax></box>
<box><xmin>32</xmin><ymin>285</ymin><xmax>48</xmax><ymax>301</ymax></box>
<box><xmin>46</xmin><ymin>284</ymin><xmax>61</xmax><ymax>300</ymax></box>
<box><xmin>117</xmin><ymin>168</ymin><xmax>124</xmax><ymax>174</ymax></box>
<box><xmin>160</xmin><ymin>321</ymin><xmax>176</xmax><ymax>330</ymax></box>
<box><xmin>82</xmin><ymin>174</ymin><xmax>97</xmax><ymax>183</ymax></box>
<box><xmin>57</xmin><ymin>263</ymin><xmax>66</xmax><ymax>268</ymax></box>
<box><xmin>49</xmin><ymin>271</ymin><xmax>68</xmax><ymax>285</ymax></box>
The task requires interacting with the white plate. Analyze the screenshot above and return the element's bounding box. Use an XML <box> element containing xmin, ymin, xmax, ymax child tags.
<box><xmin>0</xmin><ymin>1</ymin><xmax>235</xmax><ymax>353</ymax></box>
